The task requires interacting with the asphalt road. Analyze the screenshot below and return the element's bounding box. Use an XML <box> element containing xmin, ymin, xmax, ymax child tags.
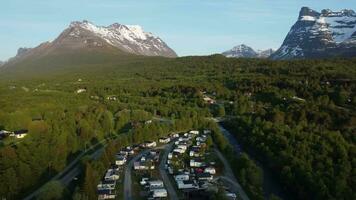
<box><xmin>214</xmin><ymin>148</ymin><xmax>250</xmax><ymax>200</ymax></box>
<box><xmin>159</xmin><ymin>141</ymin><xmax>179</xmax><ymax>200</ymax></box>
<box><xmin>123</xmin><ymin>149</ymin><xmax>151</xmax><ymax>200</ymax></box>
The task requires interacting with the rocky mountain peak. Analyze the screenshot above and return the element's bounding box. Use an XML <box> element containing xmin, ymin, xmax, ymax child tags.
<box><xmin>271</xmin><ymin>7</ymin><xmax>356</xmax><ymax>59</ymax></box>
<box><xmin>222</xmin><ymin>44</ymin><xmax>274</xmax><ymax>58</ymax></box>
<box><xmin>299</xmin><ymin>7</ymin><xmax>320</xmax><ymax>19</ymax></box>
<box><xmin>63</xmin><ymin>20</ymin><xmax>176</xmax><ymax>57</ymax></box>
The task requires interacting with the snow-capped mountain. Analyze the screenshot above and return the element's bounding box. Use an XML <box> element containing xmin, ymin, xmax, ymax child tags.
<box><xmin>271</xmin><ymin>7</ymin><xmax>356</xmax><ymax>59</ymax></box>
<box><xmin>256</xmin><ymin>49</ymin><xmax>275</xmax><ymax>58</ymax></box>
<box><xmin>10</xmin><ymin>20</ymin><xmax>177</xmax><ymax>62</ymax></box>
<box><xmin>66</xmin><ymin>21</ymin><xmax>177</xmax><ymax>57</ymax></box>
<box><xmin>222</xmin><ymin>44</ymin><xmax>274</xmax><ymax>58</ymax></box>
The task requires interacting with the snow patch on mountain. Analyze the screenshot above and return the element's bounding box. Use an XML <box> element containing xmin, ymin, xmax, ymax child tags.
<box><xmin>222</xmin><ymin>44</ymin><xmax>274</xmax><ymax>58</ymax></box>
<box><xmin>68</xmin><ymin>20</ymin><xmax>177</xmax><ymax>57</ymax></box>
<box><xmin>271</xmin><ymin>7</ymin><xmax>356</xmax><ymax>59</ymax></box>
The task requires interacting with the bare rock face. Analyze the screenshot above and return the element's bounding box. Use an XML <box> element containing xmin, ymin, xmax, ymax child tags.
<box><xmin>271</xmin><ymin>7</ymin><xmax>356</xmax><ymax>59</ymax></box>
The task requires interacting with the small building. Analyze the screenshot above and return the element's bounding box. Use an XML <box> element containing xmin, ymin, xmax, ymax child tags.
<box><xmin>197</xmin><ymin>173</ymin><xmax>213</xmax><ymax>181</ymax></box>
<box><xmin>97</xmin><ymin>180</ymin><xmax>116</xmax><ymax>190</ymax></box>
<box><xmin>189</xmin><ymin>130</ymin><xmax>199</xmax><ymax>135</ymax></box>
<box><xmin>151</xmin><ymin>188</ymin><xmax>167</xmax><ymax>198</ymax></box>
<box><xmin>134</xmin><ymin>160</ymin><xmax>155</xmax><ymax>170</ymax></box>
<box><xmin>0</xmin><ymin>130</ymin><xmax>12</xmax><ymax>139</ymax></box>
<box><xmin>143</xmin><ymin>141</ymin><xmax>157</xmax><ymax>148</ymax></box>
<box><xmin>11</xmin><ymin>130</ymin><xmax>28</xmax><ymax>139</ymax></box>
<box><xmin>104</xmin><ymin>169</ymin><xmax>119</xmax><ymax>181</ymax></box>
<box><xmin>173</xmin><ymin>148</ymin><xmax>186</xmax><ymax>154</ymax></box>
<box><xmin>177</xmin><ymin>144</ymin><xmax>187</xmax><ymax>150</ymax></box>
<box><xmin>204</xmin><ymin>167</ymin><xmax>216</xmax><ymax>175</ymax></box>
<box><xmin>97</xmin><ymin>189</ymin><xmax>116</xmax><ymax>200</ymax></box>
<box><xmin>148</xmin><ymin>180</ymin><xmax>164</xmax><ymax>190</ymax></box>
<box><xmin>115</xmin><ymin>155</ymin><xmax>127</xmax><ymax>166</ymax></box>
<box><xmin>190</xmin><ymin>159</ymin><xmax>205</xmax><ymax>167</ymax></box>
<box><xmin>177</xmin><ymin>180</ymin><xmax>198</xmax><ymax>190</ymax></box>
<box><xmin>159</xmin><ymin>137</ymin><xmax>171</xmax><ymax>144</ymax></box>
<box><xmin>174</xmin><ymin>174</ymin><xmax>190</xmax><ymax>181</ymax></box>
<box><xmin>76</xmin><ymin>88</ymin><xmax>86</xmax><ymax>94</ymax></box>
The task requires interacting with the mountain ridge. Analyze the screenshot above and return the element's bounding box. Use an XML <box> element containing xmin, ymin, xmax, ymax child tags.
<box><xmin>271</xmin><ymin>7</ymin><xmax>356</xmax><ymax>59</ymax></box>
<box><xmin>222</xmin><ymin>44</ymin><xmax>274</xmax><ymax>58</ymax></box>
<box><xmin>5</xmin><ymin>20</ymin><xmax>177</xmax><ymax>64</ymax></box>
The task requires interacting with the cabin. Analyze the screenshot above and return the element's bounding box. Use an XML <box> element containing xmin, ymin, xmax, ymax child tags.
<box><xmin>148</xmin><ymin>180</ymin><xmax>164</xmax><ymax>190</ymax></box>
<box><xmin>190</xmin><ymin>159</ymin><xmax>205</xmax><ymax>167</ymax></box>
<box><xmin>97</xmin><ymin>189</ymin><xmax>116</xmax><ymax>200</ymax></box>
<box><xmin>189</xmin><ymin>130</ymin><xmax>199</xmax><ymax>135</ymax></box>
<box><xmin>159</xmin><ymin>137</ymin><xmax>171</xmax><ymax>144</ymax></box>
<box><xmin>115</xmin><ymin>155</ymin><xmax>127</xmax><ymax>166</ymax></box>
<box><xmin>170</xmin><ymin>133</ymin><xmax>179</xmax><ymax>138</ymax></box>
<box><xmin>177</xmin><ymin>180</ymin><xmax>198</xmax><ymax>190</ymax></box>
<box><xmin>204</xmin><ymin>167</ymin><xmax>216</xmax><ymax>175</ymax></box>
<box><xmin>151</xmin><ymin>188</ymin><xmax>167</xmax><ymax>198</ymax></box>
<box><xmin>173</xmin><ymin>148</ymin><xmax>186</xmax><ymax>154</ymax></box>
<box><xmin>97</xmin><ymin>180</ymin><xmax>116</xmax><ymax>190</ymax></box>
<box><xmin>11</xmin><ymin>130</ymin><xmax>28</xmax><ymax>139</ymax></box>
<box><xmin>76</xmin><ymin>88</ymin><xmax>86</xmax><ymax>94</ymax></box>
<box><xmin>196</xmin><ymin>173</ymin><xmax>213</xmax><ymax>181</ymax></box>
<box><xmin>0</xmin><ymin>130</ymin><xmax>12</xmax><ymax>139</ymax></box>
<box><xmin>143</xmin><ymin>141</ymin><xmax>157</xmax><ymax>148</ymax></box>
<box><xmin>174</xmin><ymin>174</ymin><xmax>190</xmax><ymax>181</ymax></box>
<box><xmin>104</xmin><ymin>169</ymin><xmax>119</xmax><ymax>181</ymax></box>
<box><xmin>134</xmin><ymin>160</ymin><xmax>155</xmax><ymax>170</ymax></box>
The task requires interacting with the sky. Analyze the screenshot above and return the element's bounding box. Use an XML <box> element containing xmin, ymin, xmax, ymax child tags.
<box><xmin>0</xmin><ymin>0</ymin><xmax>355</xmax><ymax>60</ymax></box>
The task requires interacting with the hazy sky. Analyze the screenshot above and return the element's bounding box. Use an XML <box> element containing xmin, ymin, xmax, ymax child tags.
<box><xmin>0</xmin><ymin>0</ymin><xmax>355</xmax><ymax>60</ymax></box>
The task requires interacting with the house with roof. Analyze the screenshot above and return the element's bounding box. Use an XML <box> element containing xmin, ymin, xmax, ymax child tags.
<box><xmin>104</xmin><ymin>169</ymin><xmax>119</xmax><ymax>181</ymax></box>
<box><xmin>151</xmin><ymin>188</ymin><xmax>167</xmax><ymax>198</ymax></box>
<box><xmin>148</xmin><ymin>180</ymin><xmax>164</xmax><ymax>190</ymax></box>
<box><xmin>134</xmin><ymin>159</ymin><xmax>155</xmax><ymax>170</ymax></box>
<box><xmin>10</xmin><ymin>129</ymin><xmax>28</xmax><ymax>139</ymax></box>
<box><xmin>115</xmin><ymin>155</ymin><xmax>127</xmax><ymax>166</ymax></box>
<box><xmin>177</xmin><ymin>180</ymin><xmax>198</xmax><ymax>190</ymax></box>
<box><xmin>97</xmin><ymin>189</ymin><xmax>116</xmax><ymax>200</ymax></box>
<box><xmin>196</xmin><ymin>173</ymin><xmax>213</xmax><ymax>181</ymax></box>
<box><xmin>97</xmin><ymin>180</ymin><xmax>116</xmax><ymax>191</ymax></box>
<box><xmin>143</xmin><ymin>141</ymin><xmax>157</xmax><ymax>148</ymax></box>
<box><xmin>159</xmin><ymin>137</ymin><xmax>171</xmax><ymax>143</ymax></box>
<box><xmin>174</xmin><ymin>174</ymin><xmax>190</xmax><ymax>182</ymax></box>
<box><xmin>190</xmin><ymin>159</ymin><xmax>205</xmax><ymax>167</ymax></box>
<box><xmin>204</xmin><ymin>167</ymin><xmax>216</xmax><ymax>175</ymax></box>
<box><xmin>0</xmin><ymin>130</ymin><xmax>12</xmax><ymax>139</ymax></box>
<box><xmin>189</xmin><ymin>130</ymin><xmax>199</xmax><ymax>135</ymax></box>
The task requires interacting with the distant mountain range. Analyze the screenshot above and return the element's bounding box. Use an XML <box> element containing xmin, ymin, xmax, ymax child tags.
<box><xmin>270</xmin><ymin>7</ymin><xmax>356</xmax><ymax>59</ymax></box>
<box><xmin>222</xmin><ymin>44</ymin><xmax>275</xmax><ymax>58</ymax></box>
<box><xmin>6</xmin><ymin>20</ymin><xmax>176</xmax><ymax>64</ymax></box>
<box><xmin>2</xmin><ymin>6</ymin><xmax>356</xmax><ymax>72</ymax></box>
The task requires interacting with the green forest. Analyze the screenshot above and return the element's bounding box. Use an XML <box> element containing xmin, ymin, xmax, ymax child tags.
<box><xmin>0</xmin><ymin>55</ymin><xmax>355</xmax><ymax>200</ymax></box>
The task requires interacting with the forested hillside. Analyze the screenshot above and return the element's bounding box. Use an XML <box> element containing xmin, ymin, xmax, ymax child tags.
<box><xmin>0</xmin><ymin>55</ymin><xmax>355</xmax><ymax>199</ymax></box>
